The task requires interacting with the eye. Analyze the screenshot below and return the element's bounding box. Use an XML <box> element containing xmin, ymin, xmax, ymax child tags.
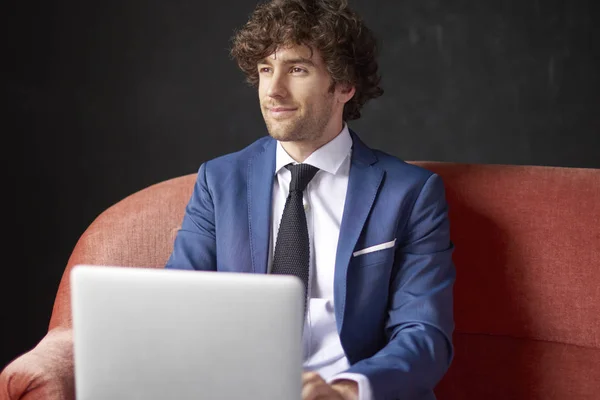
<box><xmin>258</xmin><ymin>66</ymin><xmax>271</xmax><ymax>73</ymax></box>
<box><xmin>291</xmin><ymin>67</ymin><xmax>307</xmax><ymax>74</ymax></box>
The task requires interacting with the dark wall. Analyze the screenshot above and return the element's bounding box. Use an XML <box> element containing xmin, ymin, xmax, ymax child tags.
<box><xmin>3</xmin><ymin>0</ymin><xmax>598</xmax><ymax>369</ymax></box>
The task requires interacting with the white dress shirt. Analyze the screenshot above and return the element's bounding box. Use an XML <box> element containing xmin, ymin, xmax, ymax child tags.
<box><xmin>268</xmin><ymin>124</ymin><xmax>374</xmax><ymax>400</ymax></box>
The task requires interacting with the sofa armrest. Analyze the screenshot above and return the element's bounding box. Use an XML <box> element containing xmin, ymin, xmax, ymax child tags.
<box><xmin>0</xmin><ymin>328</ymin><xmax>75</xmax><ymax>400</ymax></box>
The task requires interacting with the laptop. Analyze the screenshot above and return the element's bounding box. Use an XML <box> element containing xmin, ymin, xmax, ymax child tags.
<box><xmin>70</xmin><ymin>265</ymin><xmax>304</xmax><ymax>400</ymax></box>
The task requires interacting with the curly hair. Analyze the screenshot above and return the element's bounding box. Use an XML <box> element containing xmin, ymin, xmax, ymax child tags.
<box><xmin>230</xmin><ymin>0</ymin><xmax>383</xmax><ymax>120</ymax></box>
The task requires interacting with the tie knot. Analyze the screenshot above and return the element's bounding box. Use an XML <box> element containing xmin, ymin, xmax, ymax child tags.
<box><xmin>287</xmin><ymin>163</ymin><xmax>319</xmax><ymax>192</ymax></box>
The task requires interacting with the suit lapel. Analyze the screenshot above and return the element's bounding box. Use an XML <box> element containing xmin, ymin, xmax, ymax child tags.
<box><xmin>334</xmin><ymin>131</ymin><xmax>384</xmax><ymax>331</ymax></box>
<box><xmin>247</xmin><ymin>139</ymin><xmax>276</xmax><ymax>274</ymax></box>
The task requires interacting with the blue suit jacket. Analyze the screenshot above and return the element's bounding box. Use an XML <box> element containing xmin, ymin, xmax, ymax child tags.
<box><xmin>166</xmin><ymin>131</ymin><xmax>455</xmax><ymax>400</ymax></box>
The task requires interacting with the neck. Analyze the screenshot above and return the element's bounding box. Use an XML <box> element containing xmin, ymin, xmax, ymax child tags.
<box><xmin>281</xmin><ymin>120</ymin><xmax>344</xmax><ymax>163</ymax></box>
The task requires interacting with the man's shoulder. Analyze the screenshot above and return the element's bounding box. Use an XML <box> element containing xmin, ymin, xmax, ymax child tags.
<box><xmin>351</xmin><ymin>130</ymin><xmax>435</xmax><ymax>185</ymax></box>
<box><xmin>189</xmin><ymin>136</ymin><xmax>274</xmax><ymax>188</ymax></box>
<box><xmin>210</xmin><ymin>136</ymin><xmax>274</xmax><ymax>164</ymax></box>
<box><xmin>370</xmin><ymin>148</ymin><xmax>436</xmax><ymax>184</ymax></box>
<box><xmin>208</xmin><ymin>135</ymin><xmax>273</xmax><ymax>166</ymax></box>
<box><xmin>367</xmin><ymin>148</ymin><xmax>446</xmax><ymax>206</ymax></box>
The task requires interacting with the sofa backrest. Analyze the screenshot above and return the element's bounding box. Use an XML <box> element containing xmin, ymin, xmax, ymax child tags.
<box><xmin>429</xmin><ymin>162</ymin><xmax>599</xmax><ymax>348</ymax></box>
<box><xmin>48</xmin><ymin>173</ymin><xmax>195</xmax><ymax>330</ymax></box>
<box><xmin>426</xmin><ymin>162</ymin><xmax>600</xmax><ymax>399</ymax></box>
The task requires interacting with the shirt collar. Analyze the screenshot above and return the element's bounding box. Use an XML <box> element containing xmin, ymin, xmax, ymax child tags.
<box><xmin>275</xmin><ymin>123</ymin><xmax>352</xmax><ymax>176</ymax></box>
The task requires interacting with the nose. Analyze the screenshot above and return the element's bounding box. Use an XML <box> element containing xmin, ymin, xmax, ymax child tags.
<box><xmin>266</xmin><ymin>71</ymin><xmax>288</xmax><ymax>99</ymax></box>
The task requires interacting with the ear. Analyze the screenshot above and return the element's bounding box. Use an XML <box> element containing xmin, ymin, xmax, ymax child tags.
<box><xmin>337</xmin><ymin>83</ymin><xmax>356</xmax><ymax>104</ymax></box>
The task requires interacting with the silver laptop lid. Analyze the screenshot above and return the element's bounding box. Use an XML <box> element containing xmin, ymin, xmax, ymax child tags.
<box><xmin>71</xmin><ymin>265</ymin><xmax>303</xmax><ymax>400</ymax></box>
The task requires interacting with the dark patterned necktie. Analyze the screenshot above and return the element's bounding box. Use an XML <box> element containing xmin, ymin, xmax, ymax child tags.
<box><xmin>271</xmin><ymin>163</ymin><xmax>319</xmax><ymax>316</ymax></box>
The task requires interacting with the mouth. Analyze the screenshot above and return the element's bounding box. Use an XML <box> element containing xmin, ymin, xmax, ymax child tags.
<box><xmin>267</xmin><ymin>106</ymin><xmax>298</xmax><ymax>119</ymax></box>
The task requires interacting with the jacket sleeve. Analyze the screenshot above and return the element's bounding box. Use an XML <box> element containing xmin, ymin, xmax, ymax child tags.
<box><xmin>346</xmin><ymin>173</ymin><xmax>456</xmax><ymax>399</ymax></box>
<box><xmin>165</xmin><ymin>162</ymin><xmax>217</xmax><ymax>271</ymax></box>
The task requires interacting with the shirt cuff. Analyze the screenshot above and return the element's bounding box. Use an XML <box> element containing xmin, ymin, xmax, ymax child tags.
<box><xmin>327</xmin><ymin>372</ymin><xmax>374</xmax><ymax>400</ymax></box>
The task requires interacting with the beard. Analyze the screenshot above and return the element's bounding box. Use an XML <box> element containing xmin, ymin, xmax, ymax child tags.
<box><xmin>262</xmin><ymin>94</ymin><xmax>334</xmax><ymax>143</ymax></box>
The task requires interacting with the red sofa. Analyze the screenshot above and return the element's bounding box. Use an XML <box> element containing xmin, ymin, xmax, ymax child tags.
<box><xmin>2</xmin><ymin>162</ymin><xmax>599</xmax><ymax>399</ymax></box>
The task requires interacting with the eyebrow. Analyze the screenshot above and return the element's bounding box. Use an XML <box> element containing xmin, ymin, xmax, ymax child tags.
<box><xmin>258</xmin><ymin>57</ymin><xmax>316</xmax><ymax>67</ymax></box>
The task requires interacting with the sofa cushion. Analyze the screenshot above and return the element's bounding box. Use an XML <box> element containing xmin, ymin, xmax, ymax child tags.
<box><xmin>435</xmin><ymin>332</ymin><xmax>600</xmax><ymax>400</ymax></box>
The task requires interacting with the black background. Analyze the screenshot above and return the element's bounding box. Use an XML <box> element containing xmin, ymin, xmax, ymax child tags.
<box><xmin>3</xmin><ymin>0</ymin><xmax>599</xmax><ymax>370</ymax></box>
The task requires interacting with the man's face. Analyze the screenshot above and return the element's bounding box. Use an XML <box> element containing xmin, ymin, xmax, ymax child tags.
<box><xmin>257</xmin><ymin>45</ymin><xmax>345</xmax><ymax>143</ymax></box>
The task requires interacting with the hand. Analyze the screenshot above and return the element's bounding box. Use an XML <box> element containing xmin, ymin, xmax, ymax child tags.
<box><xmin>302</xmin><ymin>372</ymin><xmax>358</xmax><ymax>400</ymax></box>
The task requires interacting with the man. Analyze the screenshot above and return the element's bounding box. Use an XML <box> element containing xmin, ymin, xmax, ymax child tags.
<box><xmin>165</xmin><ymin>0</ymin><xmax>455</xmax><ymax>399</ymax></box>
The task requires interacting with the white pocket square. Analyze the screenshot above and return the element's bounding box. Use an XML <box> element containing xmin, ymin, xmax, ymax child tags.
<box><xmin>352</xmin><ymin>239</ymin><xmax>397</xmax><ymax>257</ymax></box>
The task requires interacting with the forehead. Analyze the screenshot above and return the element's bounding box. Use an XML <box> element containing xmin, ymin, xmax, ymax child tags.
<box><xmin>264</xmin><ymin>44</ymin><xmax>325</xmax><ymax>65</ymax></box>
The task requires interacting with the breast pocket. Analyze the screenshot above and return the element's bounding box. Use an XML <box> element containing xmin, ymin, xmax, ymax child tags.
<box><xmin>352</xmin><ymin>239</ymin><xmax>396</xmax><ymax>268</ymax></box>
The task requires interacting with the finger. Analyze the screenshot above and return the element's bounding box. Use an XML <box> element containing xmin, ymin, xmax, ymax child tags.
<box><xmin>302</xmin><ymin>371</ymin><xmax>323</xmax><ymax>385</ymax></box>
<box><xmin>302</xmin><ymin>380</ymin><xmax>334</xmax><ymax>400</ymax></box>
